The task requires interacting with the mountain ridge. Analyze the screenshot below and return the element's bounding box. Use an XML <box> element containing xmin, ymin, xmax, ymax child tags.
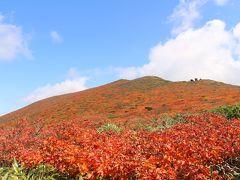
<box><xmin>1</xmin><ymin>76</ymin><xmax>240</xmax><ymax>126</ymax></box>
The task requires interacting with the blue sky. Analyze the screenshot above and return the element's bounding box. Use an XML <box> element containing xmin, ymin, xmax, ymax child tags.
<box><xmin>0</xmin><ymin>0</ymin><xmax>240</xmax><ymax>115</ymax></box>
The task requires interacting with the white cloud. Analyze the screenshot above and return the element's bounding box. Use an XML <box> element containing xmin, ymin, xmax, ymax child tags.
<box><xmin>233</xmin><ymin>23</ymin><xmax>240</xmax><ymax>38</ymax></box>
<box><xmin>0</xmin><ymin>14</ymin><xmax>4</xmax><ymax>22</ymax></box>
<box><xmin>214</xmin><ymin>0</ymin><xmax>229</xmax><ymax>6</ymax></box>
<box><xmin>170</xmin><ymin>0</ymin><xmax>207</xmax><ymax>34</ymax></box>
<box><xmin>67</xmin><ymin>67</ymin><xmax>80</xmax><ymax>79</ymax></box>
<box><xmin>0</xmin><ymin>14</ymin><xmax>31</xmax><ymax>61</ymax></box>
<box><xmin>118</xmin><ymin>20</ymin><xmax>240</xmax><ymax>85</ymax></box>
<box><xmin>50</xmin><ymin>30</ymin><xmax>63</xmax><ymax>43</ymax></box>
<box><xmin>23</xmin><ymin>70</ymin><xmax>87</xmax><ymax>103</ymax></box>
<box><xmin>170</xmin><ymin>0</ymin><xmax>230</xmax><ymax>34</ymax></box>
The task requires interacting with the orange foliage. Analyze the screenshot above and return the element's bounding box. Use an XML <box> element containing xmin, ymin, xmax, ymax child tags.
<box><xmin>1</xmin><ymin>78</ymin><xmax>240</xmax><ymax>126</ymax></box>
<box><xmin>1</xmin><ymin>114</ymin><xmax>240</xmax><ymax>179</ymax></box>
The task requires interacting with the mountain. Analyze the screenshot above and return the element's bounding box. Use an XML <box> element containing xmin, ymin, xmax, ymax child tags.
<box><xmin>1</xmin><ymin>76</ymin><xmax>240</xmax><ymax>127</ymax></box>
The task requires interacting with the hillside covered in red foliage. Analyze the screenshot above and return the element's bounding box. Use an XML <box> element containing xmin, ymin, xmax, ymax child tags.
<box><xmin>1</xmin><ymin>76</ymin><xmax>240</xmax><ymax>179</ymax></box>
<box><xmin>1</xmin><ymin>76</ymin><xmax>240</xmax><ymax>127</ymax></box>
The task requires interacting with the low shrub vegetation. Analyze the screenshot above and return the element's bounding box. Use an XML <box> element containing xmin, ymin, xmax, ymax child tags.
<box><xmin>0</xmin><ymin>158</ymin><xmax>70</xmax><ymax>180</ymax></box>
<box><xmin>136</xmin><ymin>114</ymin><xmax>186</xmax><ymax>132</ymax></box>
<box><xmin>210</xmin><ymin>104</ymin><xmax>240</xmax><ymax>119</ymax></box>
<box><xmin>1</xmin><ymin>113</ymin><xmax>240</xmax><ymax>179</ymax></box>
<box><xmin>97</xmin><ymin>123</ymin><xmax>122</xmax><ymax>133</ymax></box>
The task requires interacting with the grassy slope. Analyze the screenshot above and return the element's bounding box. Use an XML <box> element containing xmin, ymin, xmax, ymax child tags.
<box><xmin>1</xmin><ymin>76</ymin><xmax>240</xmax><ymax>127</ymax></box>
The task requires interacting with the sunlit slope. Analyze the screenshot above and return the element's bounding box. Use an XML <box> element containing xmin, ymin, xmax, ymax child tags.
<box><xmin>1</xmin><ymin>76</ymin><xmax>240</xmax><ymax>124</ymax></box>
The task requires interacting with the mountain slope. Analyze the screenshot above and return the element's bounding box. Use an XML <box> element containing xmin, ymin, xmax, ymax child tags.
<box><xmin>1</xmin><ymin>76</ymin><xmax>240</xmax><ymax>127</ymax></box>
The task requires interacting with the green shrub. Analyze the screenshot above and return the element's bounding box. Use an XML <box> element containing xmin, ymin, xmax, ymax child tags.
<box><xmin>107</xmin><ymin>113</ymin><xmax>118</xmax><ymax>119</ymax></box>
<box><xmin>0</xmin><ymin>158</ymin><xmax>70</xmax><ymax>180</ymax></box>
<box><xmin>136</xmin><ymin>114</ymin><xmax>186</xmax><ymax>132</ymax></box>
<box><xmin>97</xmin><ymin>123</ymin><xmax>122</xmax><ymax>133</ymax></box>
<box><xmin>210</xmin><ymin>104</ymin><xmax>240</xmax><ymax>119</ymax></box>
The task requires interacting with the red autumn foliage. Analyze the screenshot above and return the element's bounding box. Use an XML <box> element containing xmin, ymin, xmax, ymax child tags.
<box><xmin>0</xmin><ymin>113</ymin><xmax>240</xmax><ymax>179</ymax></box>
<box><xmin>1</xmin><ymin>77</ymin><xmax>240</xmax><ymax>127</ymax></box>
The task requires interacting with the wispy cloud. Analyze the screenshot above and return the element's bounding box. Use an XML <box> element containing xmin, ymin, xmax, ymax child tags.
<box><xmin>0</xmin><ymin>14</ymin><xmax>4</xmax><ymax>21</ymax></box>
<box><xmin>50</xmin><ymin>30</ymin><xmax>63</xmax><ymax>43</ymax></box>
<box><xmin>67</xmin><ymin>67</ymin><xmax>80</xmax><ymax>79</ymax></box>
<box><xmin>214</xmin><ymin>0</ymin><xmax>229</xmax><ymax>6</ymax></box>
<box><xmin>23</xmin><ymin>69</ymin><xmax>87</xmax><ymax>103</ymax></box>
<box><xmin>169</xmin><ymin>0</ymin><xmax>230</xmax><ymax>34</ymax></box>
<box><xmin>170</xmin><ymin>0</ymin><xmax>207</xmax><ymax>34</ymax></box>
<box><xmin>0</xmin><ymin>13</ymin><xmax>32</xmax><ymax>61</ymax></box>
<box><xmin>117</xmin><ymin>20</ymin><xmax>240</xmax><ymax>85</ymax></box>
